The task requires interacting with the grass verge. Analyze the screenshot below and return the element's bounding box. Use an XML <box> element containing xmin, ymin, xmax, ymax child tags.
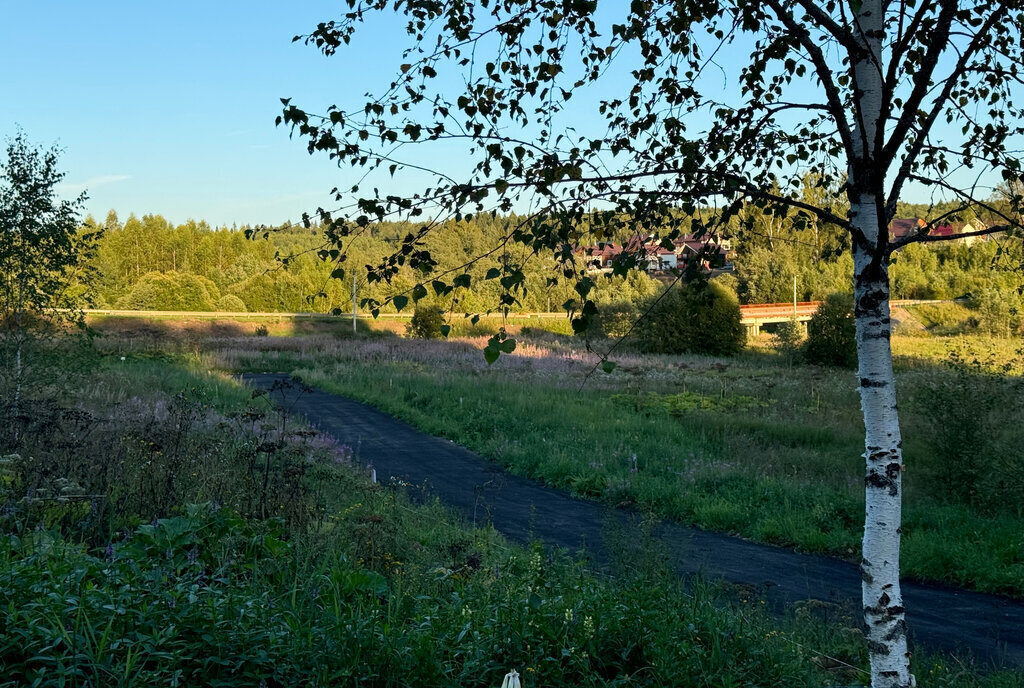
<box><xmin>2</xmin><ymin>352</ymin><xmax>1021</xmax><ymax>686</ymax></box>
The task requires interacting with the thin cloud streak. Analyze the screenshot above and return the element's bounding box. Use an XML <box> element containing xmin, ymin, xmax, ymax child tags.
<box><xmin>58</xmin><ymin>174</ymin><xmax>131</xmax><ymax>195</ymax></box>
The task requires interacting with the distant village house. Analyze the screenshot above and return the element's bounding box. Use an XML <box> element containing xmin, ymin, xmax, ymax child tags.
<box><xmin>889</xmin><ymin>217</ymin><xmax>991</xmax><ymax>246</ymax></box>
<box><xmin>579</xmin><ymin>233</ymin><xmax>732</xmax><ymax>273</ymax></box>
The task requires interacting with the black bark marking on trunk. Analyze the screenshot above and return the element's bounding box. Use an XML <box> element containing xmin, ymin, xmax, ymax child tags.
<box><xmin>886</xmin><ymin>462</ymin><xmax>902</xmax><ymax>481</ymax></box>
<box><xmin>854</xmin><ymin>271</ymin><xmax>888</xmax><ymax>307</ymax></box>
<box><xmin>861</xmin><ymin>377</ymin><xmax>889</xmax><ymax>388</ymax></box>
<box><xmin>868</xmin><ymin>640</ymin><xmax>891</xmax><ymax>656</ymax></box>
<box><xmin>865</xmin><ymin>469</ymin><xmax>898</xmax><ymax>496</ymax></box>
<box><xmin>883</xmin><ymin>612</ymin><xmax>906</xmax><ymax>637</ymax></box>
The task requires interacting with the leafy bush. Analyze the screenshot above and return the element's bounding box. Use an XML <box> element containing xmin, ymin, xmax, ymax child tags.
<box><xmin>595</xmin><ymin>300</ymin><xmax>638</xmax><ymax>338</ymax></box>
<box><xmin>804</xmin><ymin>293</ymin><xmax>856</xmax><ymax>368</ymax></box>
<box><xmin>116</xmin><ymin>271</ymin><xmax>220</xmax><ymax>311</ymax></box>
<box><xmin>217</xmin><ymin>294</ymin><xmax>248</xmax><ymax>312</ymax></box>
<box><xmin>638</xmin><ymin>280</ymin><xmax>745</xmax><ymax>356</ymax></box>
<box><xmin>408</xmin><ymin>303</ymin><xmax>446</xmax><ymax>339</ymax></box>
<box><xmin>772</xmin><ymin>318</ymin><xmax>804</xmax><ymax>365</ymax></box>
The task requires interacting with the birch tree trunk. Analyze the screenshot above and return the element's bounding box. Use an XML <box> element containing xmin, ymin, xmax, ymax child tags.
<box><xmin>853</xmin><ymin>233</ymin><xmax>912</xmax><ymax>688</ymax></box>
<box><xmin>848</xmin><ymin>2</ymin><xmax>914</xmax><ymax>686</ymax></box>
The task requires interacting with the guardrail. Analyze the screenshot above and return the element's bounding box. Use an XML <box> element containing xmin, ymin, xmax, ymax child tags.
<box><xmin>83</xmin><ymin>309</ymin><xmax>567</xmax><ymax>320</ymax></box>
<box><xmin>85</xmin><ymin>299</ymin><xmax>949</xmax><ymax>338</ymax></box>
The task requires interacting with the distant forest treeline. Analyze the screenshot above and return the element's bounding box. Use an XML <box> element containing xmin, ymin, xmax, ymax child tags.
<box><xmin>82</xmin><ymin>200</ymin><xmax>1023</xmax><ymax>315</ymax></box>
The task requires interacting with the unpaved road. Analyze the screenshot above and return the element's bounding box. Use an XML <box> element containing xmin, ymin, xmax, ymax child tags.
<box><xmin>243</xmin><ymin>373</ymin><xmax>1024</xmax><ymax>666</ymax></box>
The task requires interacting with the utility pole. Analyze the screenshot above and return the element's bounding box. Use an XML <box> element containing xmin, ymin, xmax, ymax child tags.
<box><xmin>352</xmin><ymin>273</ymin><xmax>358</xmax><ymax>335</ymax></box>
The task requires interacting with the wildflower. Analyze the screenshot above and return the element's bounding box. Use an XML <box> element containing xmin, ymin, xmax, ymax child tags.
<box><xmin>583</xmin><ymin>615</ymin><xmax>594</xmax><ymax>635</ymax></box>
<box><xmin>105</xmin><ymin>543</ymin><xmax>115</xmax><ymax>560</ymax></box>
<box><xmin>187</xmin><ymin>546</ymin><xmax>199</xmax><ymax>563</ymax></box>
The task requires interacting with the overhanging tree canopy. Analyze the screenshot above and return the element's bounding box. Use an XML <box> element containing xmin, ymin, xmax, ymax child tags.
<box><xmin>279</xmin><ymin>2</ymin><xmax>1024</xmax><ymax>686</ymax></box>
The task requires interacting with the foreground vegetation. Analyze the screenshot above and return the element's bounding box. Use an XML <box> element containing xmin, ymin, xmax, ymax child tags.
<box><xmin>195</xmin><ymin>322</ymin><xmax>1024</xmax><ymax>598</ymax></box>
<box><xmin>0</xmin><ymin>345</ymin><xmax>1019</xmax><ymax>685</ymax></box>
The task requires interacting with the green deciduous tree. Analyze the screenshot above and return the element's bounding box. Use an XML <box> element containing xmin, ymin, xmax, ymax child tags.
<box><xmin>280</xmin><ymin>3</ymin><xmax>1024</xmax><ymax>684</ymax></box>
<box><xmin>0</xmin><ymin>133</ymin><xmax>97</xmax><ymax>436</ymax></box>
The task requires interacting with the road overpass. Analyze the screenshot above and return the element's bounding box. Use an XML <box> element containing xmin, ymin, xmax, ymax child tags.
<box><xmin>738</xmin><ymin>302</ymin><xmax>819</xmax><ymax>337</ymax></box>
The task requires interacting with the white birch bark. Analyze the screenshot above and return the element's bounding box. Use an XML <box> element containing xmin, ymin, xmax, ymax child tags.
<box><xmin>852</xmin><ymin>226</ymin><xmax>912</xmax><ymax>688</ymax></box>
<box><xmin>849</xmin><ymin>2</ymin><xmax>914</xmax><ymax>686</ymax></box>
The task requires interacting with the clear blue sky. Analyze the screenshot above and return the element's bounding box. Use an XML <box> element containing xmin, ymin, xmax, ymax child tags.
<box><xmin>0</xmin><ymin>1</ymin><xmax>420</xmax><ymax>227</ymax></box>
<box><xmin>1</xmin><ymin>2</ymin><xmax>996</xmax><ymax>228</ymax></box>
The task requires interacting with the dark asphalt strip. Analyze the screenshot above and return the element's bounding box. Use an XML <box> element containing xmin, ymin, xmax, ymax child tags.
<box><xmin>242</xmin><ymin>372</ymin><xmax>1024</xmax><ymax>667</ymax></box>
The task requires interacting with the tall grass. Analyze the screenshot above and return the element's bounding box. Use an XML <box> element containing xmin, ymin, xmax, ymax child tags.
<box><xmin>197</xmin><ymin>330</ymin><xmax>1024</xmax><ymax>596</ymax></box>
<box><xmin>3</xmin><ymin>348</ymin><xmax>1021</xmax><ymax>685</ymax></box>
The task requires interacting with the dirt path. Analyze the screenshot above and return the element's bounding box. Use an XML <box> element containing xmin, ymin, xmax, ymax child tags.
<box><xmin>243</xmin><ymin>373</ymin><xmax>1024</xmax><ymax>666</ymax></box>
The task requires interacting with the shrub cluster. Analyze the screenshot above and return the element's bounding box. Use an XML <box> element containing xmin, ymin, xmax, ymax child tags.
<box><xmin>804</xmin><ymin>293</ymin><xmax>857</xmax><ymax>368</ymax></box>
<box><xmin>216</xmin><ymin>293</ymin><xmax>249</xmax><ymax>312</ymax></box>
<box><xmin>116</xmin><ymin>271</ymin><xmax>222</xmax><ymax>311</ymax></box>
<box><xmin>407</xmin><ymin>303</ymin><xmax>446</xmax><ymax>339</ymax></box>
<box><xmin>638</xmin><ymin>280</ymin><xmax>746</xmax><ymax>356</ymax></box>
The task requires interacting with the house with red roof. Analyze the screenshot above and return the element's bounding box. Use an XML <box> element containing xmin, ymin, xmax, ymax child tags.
<box><xmin>578</xmin><ymin>232</ymin><xmax>730</xmax><ymax>273</ymax></box>
<box><xmin>889</xmin><ymin>217</ymin><xmax>989</xmax><ymax>246</ymax></box>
